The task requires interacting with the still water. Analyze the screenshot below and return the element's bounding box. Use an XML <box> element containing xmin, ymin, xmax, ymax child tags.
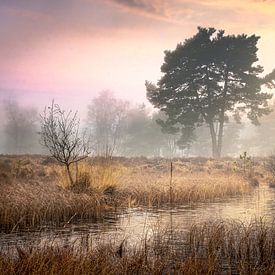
<box><xmin>1</xmin><ymin>186</ymin><xmax>275</xmax><ymax>254</ymax></box>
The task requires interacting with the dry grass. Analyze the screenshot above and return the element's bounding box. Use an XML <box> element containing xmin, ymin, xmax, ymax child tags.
<box><xmin>50</xmin><ymin>158</ymin><xmax>254</xmax><ymax>207</ymax></box>
<box><xmin>0</xmin><ymin>155</ymin><xmax>258</xmax><ymax>232</ymax></box>
<box><xmin>49</xmin><ymin>159</ymin><xmax>125</xmax><ymax>192</ymax></box>
<box><xmin>1</xmin><ymin>219</ymin><xmax>275</xmax><ymax>274</ymax></box>
<box><xmin>0</xmin><ymin>180</ymin><xmax>103</xmax><ymax>232</ymax></box>
<box><xmin>119</xmin><ymin>172</ymin><xmax>251</xmax><ymax>207</ymax></box>
<box><xmin>0</xmin><ymin>156</ymin><xmax>124</xmax><ymax>232</ymax></box>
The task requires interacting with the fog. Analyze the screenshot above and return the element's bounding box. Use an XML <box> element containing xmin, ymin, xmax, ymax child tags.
<box><xmin>1</xmin><ymin>89</ymin><xmax>275</xmax><ymax>158</ymax></box>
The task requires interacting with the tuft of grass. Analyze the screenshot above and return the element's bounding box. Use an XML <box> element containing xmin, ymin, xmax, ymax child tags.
<box><xmin>77</xmin><ymin>160</ymin><xmax>124</xmax><ymax>193</ymax></box>
<box><xmin>48</xmin><ymin>159</ymin><xmax>124</xmax><ymax>193</ymax></box>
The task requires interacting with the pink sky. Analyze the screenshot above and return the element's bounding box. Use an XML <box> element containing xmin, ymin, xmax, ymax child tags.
<box><xmin>0</xmin><ymin>0</ymin><xmax>275</xmax><ymax>114</ymax></box>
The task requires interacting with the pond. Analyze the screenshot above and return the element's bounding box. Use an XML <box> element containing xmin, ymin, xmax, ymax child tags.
<box><xmin>1</xmin><ymin>186</ymin><xmax>275</xmax><ymax>255</ymax></box>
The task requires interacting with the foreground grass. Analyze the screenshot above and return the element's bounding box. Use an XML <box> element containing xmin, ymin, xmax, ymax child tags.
<box><xmin>1</xmin><ymin>219</ymin><xmax>275</xmax><ymax>274</ymax></box>
<box><xmin>0</xmin><ymin>156</ymin><xmax>256</xmax><ymax>232</ymax></box>
<box><xmin>0</xmin><ymin>180</ymin><xmax>103</xmax><ymax>232</ymax></box>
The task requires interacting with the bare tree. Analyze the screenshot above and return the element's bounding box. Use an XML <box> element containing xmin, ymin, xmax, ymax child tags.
<box><xmin>40</xmin><ymin>102</ymin><xmax>90</xmax><ymax>185</ymax></box>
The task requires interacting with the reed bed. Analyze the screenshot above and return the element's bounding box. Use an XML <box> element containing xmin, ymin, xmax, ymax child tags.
<box><xmin>0</xmin><ymin>180</ymin><xmax>103</xmax><ymax>232</ymax></box>
<box><xmin>54</xmin><ymin>158</ymin><xmax>254</xmax><ymax>207</ymax></box>
<box><xmin>49</xmin><ymin>160</ymin><xmax>254</xmax><ymax>208</ymax></box>
<box><xmin>0</xmin><ymin>156</ymin><xmax>255</xmax><ymax>232</ymax></box>
<box><xmin>1</xmin><ymin>219</ymin><xmax>275</xmax><ymax>274</ymax></box>
<box><xmin>119</xmin><ymin>172</ymin><xmax>252</xmax><ymax>207</ymax></box>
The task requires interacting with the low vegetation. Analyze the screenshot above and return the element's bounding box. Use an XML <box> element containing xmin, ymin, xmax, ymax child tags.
<box><xmin>1</xmin><ymin>219</ymin><xmax>275</xmax><ymax>274</ymax></box>
<box><xmin>0</xmin><ymin>180</ymin><xmax>103</xmax><ymax>232</ymax></box>
<box><xmin>119</xmin><ymin>172</ymin><xmax>251</xmax><ymax>207</ymax></box>
<box><xmin>0</xmin><ymin>155</ymin><xmax>266</xmax><ymax>232</ymax></box>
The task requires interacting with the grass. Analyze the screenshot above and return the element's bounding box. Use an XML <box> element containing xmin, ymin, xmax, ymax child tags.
<box><xmin>119</xmin><ymin>172</ymin><xmax>251</xmax><ymax>207</ymax></box>
<box><xmin>0</xmin><ymin>180</ymin><xmax>103</xmax><ymax>232</ymax></box>
<box><xmin>1</xmin><ymin>219</ymin><xmax>275</xmax><ymax>274</ymax></box>
<box><xmin>0</xmin><ymin>155</ymin><xmax>260</xmax><ymax>232</ymax></box>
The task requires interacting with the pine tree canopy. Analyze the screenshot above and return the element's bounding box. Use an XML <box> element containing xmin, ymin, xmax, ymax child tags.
<box><xmin>146</xmin><ymin>27</ymin><xmax>275</xmax><ymax>157</ymax></box>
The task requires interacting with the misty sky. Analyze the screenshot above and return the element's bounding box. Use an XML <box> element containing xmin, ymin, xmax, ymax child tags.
<box><xmin>0</xmin><ymin>0</ymin><xmax>275</xmax><ymax>113</ymax></box>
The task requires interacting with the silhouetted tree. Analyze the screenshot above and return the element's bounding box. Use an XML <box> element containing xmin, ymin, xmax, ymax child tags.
<box><xmin>146</xmin><ymin>27</ymin><xmax>275</xmax><ymax>158</ymax></box>
<box><xmin>87</xmin><ymin>91</ymin><xmax>128</xmax><ymax>157</ymax></box>
<box><xmin>40</xmin><ymin>102</ymin><xmax>90</xmax><ymax>185</ymax></box>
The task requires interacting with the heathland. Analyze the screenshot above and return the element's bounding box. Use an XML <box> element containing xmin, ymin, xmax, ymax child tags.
<box><xmin>1</xmin><ymin>155</ymin><xmax>275</xmax><ymax>274</ymax></box>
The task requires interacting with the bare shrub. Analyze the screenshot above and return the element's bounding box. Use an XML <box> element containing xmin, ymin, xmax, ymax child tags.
<box><xmin>40</xmin><ymin>102</ymin><xmax>90</xmax><ymax>185</ymax></box>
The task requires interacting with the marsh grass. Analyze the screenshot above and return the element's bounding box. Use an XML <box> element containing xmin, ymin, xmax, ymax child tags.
<box><xmin>48</xmin><ymin>158</ymin><xmax>252</xmax><ymax>208</ymax></box>
<box><xmin>60</xmin><ymin>160</ymin><xmax>253</xmax><ymax>207</ymax></box>
<box><xmin>1</xmin><ymin>219</ymin><xmax>275</xmax><ymax>274</ymax></box>
<box><xmin>0</xmin><ymin>156</ymin><xmax>255</xmax><ymax>232</ymax></box>
<box><xmin>0</xmin><ymin>180</ymin><xmax>103</xmax><ymax>232</ymax></box>
<box><xmin>119</xmin><ymin>172</ymin><xmax>252</xmax><ymax>207</ymax></box>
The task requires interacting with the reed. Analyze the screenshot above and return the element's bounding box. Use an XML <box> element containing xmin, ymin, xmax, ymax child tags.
<box><xmin>0</xmin><ymin>156</ymin><xmax>255</xmax><ymax>232</ymax></box>
<box><xmin>1</xmin><ymin>219</ymin><xmax>275</xmax><ymax>274</ymax></box>
<box><xmin>0</xmin><ymin>180</ymin><xmax>103</xmax><ymax>232</ymax></box>
<box><xmin>119</xmin><ymin>172</ymin><xmax>252</xmax><ymax>207</ymax></box>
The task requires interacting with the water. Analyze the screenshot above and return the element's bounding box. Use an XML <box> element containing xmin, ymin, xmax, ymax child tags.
<box><xmin>1</xmin><ymin>186</ymin><xmax>275</xmax><ymax>255</ymax></box>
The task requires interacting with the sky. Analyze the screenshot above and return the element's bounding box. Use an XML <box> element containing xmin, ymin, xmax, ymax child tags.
<box><xmin>0</xmin><ymin>0</ymin><xmax>275</xmax><ymax>115</ymax></box>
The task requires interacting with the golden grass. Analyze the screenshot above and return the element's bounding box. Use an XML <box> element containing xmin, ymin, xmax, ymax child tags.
<box><xmin>0</xmin><ymin>156</ymin><xmax>257</xmax><ymax>232</ymax></box>
<box><xmin>1</xmin><ymin>219</ymin><xmax>275</xmax><ymax>274</ymax></box>
<box><xmin>119</xmin><ymin>172</ymin><xmax>252</xmax><ymax>207</ymax></box>
<box><xmin>51</xmin><ymin>158</ymin><xmax>253</xmax><ymax>207</ymax></box>
<box><xmin>52</xmin><ymin>157</ymin><xmax>253</xmax><ymax>207</ymax></box>
<box><xmin>0</xmin><ymin>180</ymin><xmax>103</xmax><ymax>232</ymax></box>
<box><xmin>49</xmin><ymin>160</ymin><xmax>125</xmax><ymax>192</ymax></box>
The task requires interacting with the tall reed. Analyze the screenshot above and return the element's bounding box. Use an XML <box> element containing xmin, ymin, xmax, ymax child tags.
<box><xmin>1</xmin><ymin>219</ymin><xmax>275</xmax><ymax>274</ymax></box>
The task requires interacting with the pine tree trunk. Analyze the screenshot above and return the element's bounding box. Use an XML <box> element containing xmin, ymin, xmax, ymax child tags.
<box><xmin>216</xmin><ymin>68</ymin><xmax>228</xmax><ymax>158</ymax></box>
<box><xmin>217</xmin><ymin>119</ymin><xmax>224</xmax><ymax>158</ymax></box>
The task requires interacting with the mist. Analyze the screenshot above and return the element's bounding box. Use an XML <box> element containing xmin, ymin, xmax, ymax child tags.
<box><xmin>1</xmin><ymin>89</ymin><xmax>275</xmax><ymax>158</ymax></box>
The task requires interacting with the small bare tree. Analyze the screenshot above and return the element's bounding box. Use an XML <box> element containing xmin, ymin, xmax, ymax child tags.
<box><xmin>40</xmin><ymin>102</ymin><xmax>90</xmax><ymax>185</ymax></box>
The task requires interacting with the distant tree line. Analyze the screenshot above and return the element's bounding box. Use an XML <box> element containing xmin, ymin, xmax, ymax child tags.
<box><xmin>86</xmin><ymin>91</ymin><xmax>243</xmax><ymax>158</ymax></box>
<box><xmin>2</xmin><ymin>91</ymin><xmax>275</xmax><ymax>158</ymax></box>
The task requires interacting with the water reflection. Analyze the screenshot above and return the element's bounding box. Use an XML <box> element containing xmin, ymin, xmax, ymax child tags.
<box><xmin>1</xmin><ymin>186</ymin><xmax>275</xmax><ymax>255</ymax></box>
